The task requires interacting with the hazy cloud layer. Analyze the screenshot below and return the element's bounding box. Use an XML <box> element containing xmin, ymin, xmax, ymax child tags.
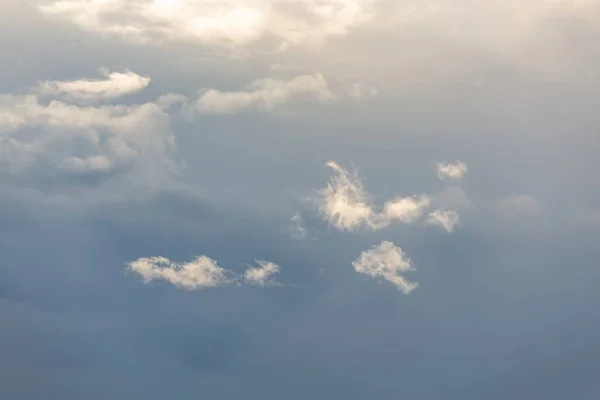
<box><xmin>1</xmin><ymin>0</ymin><xmax>599</xmax><ymax>399</ymax></box>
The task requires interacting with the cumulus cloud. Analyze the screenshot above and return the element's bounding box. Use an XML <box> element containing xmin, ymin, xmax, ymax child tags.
<box><xmin>128</xmin><ymin>256</ymin><xmax>233</xmax><ymax>290</ymax></box>
<box><xmin>381</xmin><ymin>195</ymin><xmax>431</xmax><ymax>224</ymax></box>
<box><xmin>39</xmin><ymin>0</ymin><xmax>375</xmax><ymax>50</ymax></box>
<box><xmin>426</xmin><ymin>209</ymin><xmax>460</xmax><ymax>232</ymax></box>
<box><xmin>317</xmin><ymin>161</ymin><xmax>431</xmax><ymax>231</ymax></box>
<box><xmin>436</xmin><ymin>161</ymin><xmax>468</xmax><ymax>181</ymax></box>
<box><xmin>0</xmin><ymin>74</ymin><xmax>178</xmax><ymax>186</ymax></box>
<box><xmin>36</xmin><ymin>69</ymin><xmax>150</xmax><ymax>103</ymax></box>
<box><xmin>352</xmin><ymin>241</ymin><xmax>418</xmax><ymax>294</ymax></box>
<box><xmin>244</xmin><ymin>260</ymin><xmax>281</xmax><ymax>287</ymax></box>
<box><xmin>195</xmin><ymin>73</ymin><xmax>334</xmax><ymax>114</ymax></box>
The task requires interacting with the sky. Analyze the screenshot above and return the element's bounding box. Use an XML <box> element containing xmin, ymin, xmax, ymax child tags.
<box><xmin>1</xmin><ymin>0</ymin><xmax>600</xmax><ymax>399</ymax></box>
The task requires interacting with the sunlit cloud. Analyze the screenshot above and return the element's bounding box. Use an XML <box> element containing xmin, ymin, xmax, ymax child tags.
<box><xmin>352</xmin><ymin>241</ymin><xmax>418</xmax><ymax>294</ymax></box>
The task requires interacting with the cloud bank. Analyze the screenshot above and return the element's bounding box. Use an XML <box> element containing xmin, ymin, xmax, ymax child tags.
<box><xmin>39</xmin><ymin>0</ymin><xmax>375</xmax><ymax>50</ymax></box>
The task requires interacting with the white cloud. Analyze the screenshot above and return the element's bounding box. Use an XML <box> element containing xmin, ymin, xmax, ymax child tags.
<box><xmin>244</xmin><ymin>260</ymin><xmax>281</xmax><ymax>287</ymax></box>
<box><xmin>317</xmin><ymin>161</ymin><xmax>431</xmax><ymax>231</ymax></box>
<box><xmin>195</xmin><ymin>73</ymin><xmax>334</xmax><ymax>114</ymax></box>
<box><xmin>128</xmin><ymin>255</ymin><xmax>233</xmax><ymax>290</ymax></box>
<box><xmin>352</xmin><ymin>241</ymin><xmax>418</xmax><ymax>294</ymax></box>
<box><xmin>381</xmin><ymin>195</ymin><xmax>431</xmax><ymax>224</ymax></box>
<box><xmin>436</xmin><ymin>161</ymin><xmax>468</xmax><ymax>181</ymax></box>
<box><xmin>426</xmin><ymin>209</ymin><xmax>460</xmax><ymax>232</ymax></box>
<box><xmin>0</xmin><ymin>74</ymin><xmax>178</xmax><ymax>186</ymax></box>
<box><xmin>318</xmin><ymin>161</ymin><xmax>376</xmax><ymax>231</ymax></box>
<box><xmin>37</xmin><ymin>69</ymin><xmax>150</xmax><ymax>103</ymax></box>
<box><xmin>39</xmin><ymin>0</ymin><xmax>375</xmax><ymax>50</ymax></box>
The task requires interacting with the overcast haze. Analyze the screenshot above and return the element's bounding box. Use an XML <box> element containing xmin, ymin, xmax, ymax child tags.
<box><xmin>1</xmin><ymin>1</ymin><xmax>600</xmax><ymax>399</ymax></box>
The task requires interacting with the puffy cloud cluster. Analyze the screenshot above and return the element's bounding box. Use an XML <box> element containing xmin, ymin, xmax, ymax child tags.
<box><xmin>352</xmin><ymin>241</ymin><xmax>418</xmax><ymax>294</ymax></box>
<box><xmin>128</xmin><ymin>255</ymin><xmax>282</xmax><ymax>290</ymax></box>
<box><xmin>0</xmin><ymin>71</ymin><xmax>179</xmax><ymax>186</ymax></box>
<box><xmin>313</xmin><ymin>159</ymin><xmax>470</xmax><ymax>292</ymax></box>
<box><xmin>39</xmin><ymin>0</ymin><xmax>376</xmax><ymax>50</ymax></box>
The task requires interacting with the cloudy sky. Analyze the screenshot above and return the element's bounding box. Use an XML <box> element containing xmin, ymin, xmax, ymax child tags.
<box><xmin>1</xmin><ymin>0</ymin><xmax>600</xmax><ymax>398</ymax></box>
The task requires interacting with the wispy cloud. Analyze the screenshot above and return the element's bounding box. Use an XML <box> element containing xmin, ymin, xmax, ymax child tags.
<box><xmin>426</xmin><ymin>209</ymin><xmax>460</xmax><ymax>232</ymax></box>
<box><xmin>289</xmin><ymin>213</ymin><xmax>309</xmax><ymax>239</ymax></box>
<box><xmin>436</xmin><ymin>161</ymin><xmax>468</xmax><ymax>181</ymax></box>
<box><xmin>36</xmin><ymin>69</ymin><xmax>150</xmax><ymax>103</ymax></box>
<box><xmin>317</xmin><ymin>161</ymin><xmax>431</xmax><ymax>231</ymax></box>
<box><xmin>243</xmin><ymin>260</ymin><xmax>281</xmax><ymax>287</ymax></box>
<box><xmin>352</xmin><ymin>241</ymin><xmax>418</xmax><ymax>294</ymax></box>
<box><xmin>318</xmin><ymin>161</ymin><xmax>376</xmax><ymax>231</ymax></box>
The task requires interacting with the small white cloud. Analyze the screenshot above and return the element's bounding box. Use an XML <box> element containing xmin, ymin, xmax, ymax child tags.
<box><xmin>381</xmin><ymin>195</ymin><xmax>431</xmax><ymax>224</ymax></box>
<box><xmin>37</xmin><ymin>69</ymin><xmax>150</xmax><ymax>103</ymax></box>
<box><xmin>195</xmin><ymin>73</ymin><xmax>334</xmax><ymax>114</ymax></box>
<box><xmin>318</xmin><ymin>161</ymin><xmax>376</xmax><ymax>231</ymax></box>
<box><xmin>317</xmin><ymin>161</ymin><xmax>431</xmax><ymax>231</ymax></box>
<box><xmin>352</xmin><ymin>241</ymin><xmax>418</xmax><ymax>294</ymax></box>
<box><xmin>426</xmin><ymin>209</ymin><xmax>460</xmax><ymax>232</ymax></box>
<box><xmin>128</xmin><ymin>255</ymin><xmax>234</xmax><ymax>290</ymax></box>
<box><xmin>436</xmin><ymin>161</ymin><xmax>468</xmax><ymax>181</ymax></box>
<box><xmin>244</xmin><ymin>260</ymin><xmax>281</xmax><ymax>287</ymax></box>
